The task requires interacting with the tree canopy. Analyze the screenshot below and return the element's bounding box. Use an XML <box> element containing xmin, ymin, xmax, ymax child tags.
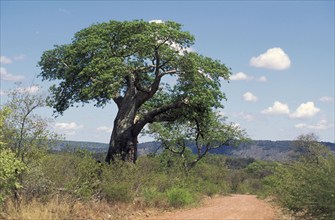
<box><xmin>38</xmin><ymin>20</ymin><xmax>242</xmax><ymax>163</ymax></box>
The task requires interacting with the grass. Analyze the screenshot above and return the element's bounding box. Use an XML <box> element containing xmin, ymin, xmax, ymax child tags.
<box><xmin>1</xmin><ymin>196</ymin><xmax>146</xmax><ymax>220</ymax></box>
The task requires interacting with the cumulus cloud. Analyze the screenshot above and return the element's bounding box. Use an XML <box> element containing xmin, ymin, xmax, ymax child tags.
<box><xmin>0</xmin><ymin>56</ymin><xmax>12</xmax><ymax>64</ymax></box>
<box><xmin>290</xmin><ymin>102</ymin><xmax>320</xmax><ymax>119</ymax></box>
<box><xmin>250</xmin><ymin>47</ymin><xmax>291</xmax><ymax>70</ymax></box>
<box><xmin>243</xmin><ymin>92</ymin><xmax>258</xmax><ymax>102</ymax></box>
<box><xmin>230</xmin><ymin>72</ymin><xmax>253</xmax><ymax>81</ymax></box>
<box><xmin>16</xmin><ymin>85</ymin><xmax>39</xmax><ymax>94</ymax></box>
<box><xmin>0</xmin><ymin>67</ymin><xmax>24</xmax><ymax>81</ymax></box>
<box><xmin>230</xmin><ymin>72</ymin><xmax>267</xmax><ymax>82</ymax></box>
<box><xmin>54</xmin><ymin>122</ymin><xmax>83</xmax><ymax>136</ymax></box>
<box><xmin>0</xmin><ymin>90</ymin><xmax>5</xmax><ymax>96</ymax></box>
<box><xmin>149</xmin><ymin>19</ymin><xmax>164</xmax><ymax>24</ymax></box>
<box><xmin>261</xmin><ymin>101</ymin><xmax>290</xmax><ymax>115</ymax></box>
<box><xmin>295</xmin><ymin>119</ymin><xmax>333</xmax><ymax>130</ymax></box>
<box><xmin>319</xmin><ymin>96</ymin><xmax>333</xmax><ymax>103</ymax></box>
<box><xmin>97</xmin><ymin>126</ymin><xmax>113</xmax><ymax>133</ymax></box>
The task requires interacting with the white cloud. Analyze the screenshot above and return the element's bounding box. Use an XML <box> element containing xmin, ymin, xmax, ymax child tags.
<box><xmin>290</xmin><ymin>102</ymin><xmax>320</xmax><ymax>119</ymax></box>
<box><xmin>97</xmin><ymin>126</ymin><xmax>113</xmax><ymax>133</ymax></box>
<box><xmin>230</xmin><ymin>72</ymin><xmax>253</xmax><ymax>81</ymax></box>
<box><xmin>319</xmin><ymin>96</ymin><xmax>333</xmax><ymax>103</ymax></box>
<box><xmin>257</xmin><ymin>76</ymin><xmax>267</xmax><ymax>82</ymax></box>
<box><xmin>0</xmin><ymin>56</ymin><xmax>12</xmax><ymax>64</ymax></box>
<box><xmin>243</xmin><ymin>92</ymin><xmax>258</xmax><ymax>102</ymax></box>
<box><xmin>230</xmin><ymin>72</ymin><xmax>267</xmax><ymax>82</ymax></box>
<box><xmin>55</xmin><ymin>122</ymin><xmax>83</xmax><ymax>130</ymax></box>
<box><xmin>261</xmin><ymin>101</ymin><xmax>290</xmax><ymax>115</ymax></box>
<box><xmin>295</xmin><ymin>119</ymin><xmax>334</xmax><ymax>130</ymax></box>
<box><xmin>250</xmin><ymin>47</ymin><xmax>291</xmax><ymax>70</ymax></box>
<box><xmin>16</xmin><ymin>85</ymin><xmax>40</xmax><ymax>94</ymax></box>
<box><xmin>149</xmin><ymin>19</ymin><xmax>164</xmax><ymax>24</ymax></box>
<box><xmin>0</xmin><ymin>90</ymin><xmax>5</xmax><ymax>96</ymax></box>
<box><xmin>0</xmin><ymin>67</ymin><xmax>25</xmax><ymax>81</ymax></box>
<box><xmin>54</xmin><ymin>122</ymin><xmax>83</xmax><ymax>136</ymax></box>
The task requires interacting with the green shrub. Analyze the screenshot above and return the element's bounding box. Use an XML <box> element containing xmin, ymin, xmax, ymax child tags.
<box><xmin>100</xmin><ymin>161</ymin><xmax>137</xmax><ymax>203</ymax></box>
<box><xmin>142</xmin><ymin>187</ymin><xmax>167</xmax><ymax>207</ymax></box>
<box><xmin>42</xmin><ymin>150</ymin><xmax>100</xmax><ymax>200</ymax></box>
<box><xmin>102</xmin><ymin>183</ymin><xmax>134</xmax><ymax>203</ymax></box>
<box><xmin>166</xmin><ymin>187</ymin><xmax>195</xmax><ymax>207</ymax></box>
<box><xmin>266</xmin><ymin>156</ymin><xmax>335</xmax><ymax>219</ymax></box>
<box><xmin>0</xmin><ymin>149</ymin><xmax>26</xmax><ymax>205</ymax></box>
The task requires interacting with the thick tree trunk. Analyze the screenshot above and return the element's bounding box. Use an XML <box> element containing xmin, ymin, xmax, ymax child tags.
<box><xmin>105</xmin><ymin>97</ymin><xmax>139</xmax><ymax>163</ymax></box>
<box><xmin>105</xmin><ymin>69</ymin><xmax>176</xmax><ymax>163</ymax></box>
<box><xmin>106</xmin><ymin>126</ymin><xmax>138</xmax><ymax>163</ymax></box>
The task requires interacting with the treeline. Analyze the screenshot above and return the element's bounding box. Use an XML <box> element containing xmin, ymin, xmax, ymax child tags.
<box><xmin>53</xmin><ymin>139</ymin><xmax>335</xmax><ymax>162</ymax></box>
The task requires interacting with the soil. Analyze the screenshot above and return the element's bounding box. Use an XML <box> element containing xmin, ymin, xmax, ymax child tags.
<box><xmin>141</xmin><ymin>194</ymin><xmax>286</xmax><ymax>220</ymax></box>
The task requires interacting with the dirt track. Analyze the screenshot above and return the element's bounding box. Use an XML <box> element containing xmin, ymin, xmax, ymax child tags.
<box><xmin>145</xmin><ymin>194</ymin><xmax>284</xmax><ymax>220</ymax></box>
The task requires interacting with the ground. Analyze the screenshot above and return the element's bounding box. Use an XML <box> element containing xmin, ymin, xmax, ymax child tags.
<box><xmin>140</xmin><ymin>194</ymin><xmax>288</xmax><ymax>220</ymax></box>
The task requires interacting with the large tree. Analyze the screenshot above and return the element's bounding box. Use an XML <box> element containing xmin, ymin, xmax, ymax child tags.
<box><xmin>39</xmin><ymin>20</ymin><xmax>235</xmax><ymax>163</ymax></box>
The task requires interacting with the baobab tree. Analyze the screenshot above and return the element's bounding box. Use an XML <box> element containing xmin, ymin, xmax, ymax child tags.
<box><xmin>39</xmin><ymin>20</ymin><xmax>244</xmax><ymax>163</ymax></box>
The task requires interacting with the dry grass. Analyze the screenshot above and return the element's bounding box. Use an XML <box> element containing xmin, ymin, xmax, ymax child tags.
<box><xmin>1</xmin><ymin>196</ymin><xmax>152</xmax><ymax>220</ymax></box>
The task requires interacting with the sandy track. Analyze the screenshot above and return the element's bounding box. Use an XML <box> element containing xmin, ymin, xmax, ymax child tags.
<box><xmin>145</xmin><ymin>194</ymin><xmax>283</xmax><ymax>220</ymax></box>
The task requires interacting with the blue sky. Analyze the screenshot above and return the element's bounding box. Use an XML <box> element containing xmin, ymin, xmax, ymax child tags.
<box><xmin>1</xmin><ymin>1</ymin><xmax>334</xmax><ymax>143</ymax></box>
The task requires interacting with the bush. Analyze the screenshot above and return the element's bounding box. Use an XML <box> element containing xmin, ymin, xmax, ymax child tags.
<box><xmin>166</xmin><ymin>187</ymin><xmax>195</xmax><ymax>207</ymax></box>
<box><xmin>42</xmin><ymin>150</ymin><xmax>100</xmax><ymax>200</ymax></box>
<box><xmin>142</xmin><ymin>187</ymin><xmax>167</xmax><ymax>207</ymax></box>
<box><xmin>102</xmin><ymin>183</ymin><xmax>134</xmax><ymax>203</ymax></box>
<box><xmin>266</xmin><ymin>155</ymin><xmax>335</xmax><ymax>219</ymax></box>
<box><xmin>0</xmin><ymin>149</ymin><xmax>26</xmax><ymax>205</ymax></box>
<box><xmin>100</xmin><ymin>161</ymin><xmax>137</xmax><ymax>203</ymax></box>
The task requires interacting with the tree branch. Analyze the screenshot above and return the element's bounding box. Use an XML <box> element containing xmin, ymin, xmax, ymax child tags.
<box><xmin>132</xmin><ymin>101</ymin><xmax>184</xmax><ymax>136</ymax></box>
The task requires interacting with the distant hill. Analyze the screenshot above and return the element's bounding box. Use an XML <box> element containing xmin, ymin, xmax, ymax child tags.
<box><xmin>52</xmin><ymin>140</ymin><xmax>335</xmax><ymax>162</ymax></box>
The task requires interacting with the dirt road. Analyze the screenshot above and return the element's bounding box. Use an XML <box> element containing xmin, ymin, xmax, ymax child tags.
<box><xmin>145</xmin><ymin>194</ymin><xmax>284</xmax><ymax>220</ymax></box>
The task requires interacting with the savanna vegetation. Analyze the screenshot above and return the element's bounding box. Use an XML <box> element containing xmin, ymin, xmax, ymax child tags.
<box><xmin>1</xmin><ymin>92</ymin><xmax>334</xmax><ymax>219</ymax></box>
<box><xmin>1</xmin><ymin>19</ymin><xmax>334</xmax><ymax>219</ymax></box>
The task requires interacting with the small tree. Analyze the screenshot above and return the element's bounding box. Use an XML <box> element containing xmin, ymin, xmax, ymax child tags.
<box><xmin>0</xmin><ymin>86</ymin><xmax>57</xmax><ymax>205</ymax></box>
<box><xmin>293</xmin><ymin>133</ymin><xmax>329</xmax><ymax>163</ymax></box>
<box><xmin>2</xmin><ymin>86</ymin><xmax>55</xmax><ymax>165</ymax></box>
<box><xmin>38</xmin><ymin>20</ymin><xmax>235</xmax><ymax>163</ymax></box>
<box><xmin>147</xmin><ymin>111</ymin><xmax>247</xmax><ymax>171</ymax></box>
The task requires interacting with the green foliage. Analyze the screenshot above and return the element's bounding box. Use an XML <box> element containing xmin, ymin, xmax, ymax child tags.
<box><xmin>0</xmin><ymin>89</ymin><xmax>56</xmax><ymax>205</ymax></box>
<box><xmin>265</xmin><ymin>134</ymin><xmax>335</xmax><ymax>219</ymax></box>
<box><xmin>38</xmin><ymin>20</ymin><xmax>230</xmax><ymax>114</ymax></box>
<box><xmin>167</xmin><ymin>187</ymin><xmax>195</xmax><ymax>207</ymax></box>
<box><xmin>245</xmin><ymin>160</ymin><xmax>278</xmax><ymax>178</ymax></box>
<box><xmin>100</xmin><ymin>161</ymin><xmax>136</xmax><ymax>203</ymax></box>
<box><xmin>42</xmin><ymin>150</ymin><xmax>100</xmax><ymax>200</ymax></box>
<box><xmin>225</xmin><ymin>157</ymin><xmax>255</xmax><ymax>170</ymax></box>
<box><xmin>0</xmin><ymin>149</ymin><xmax>26</xmax><ymax>204</ymax></box>
<box><xmin>148</xmin><ymin>111</ymin><xmax>248</xmax><ymax>171</ymax></box>
<box><xmin>142</xmin><ymin>187</ymin><xmax>167</xmax><ymax>207</ymax></box>
<box><xmin>0</xmin><ymin>107</ymin><xmax>12</xmax><ymax>150</ymax></box>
